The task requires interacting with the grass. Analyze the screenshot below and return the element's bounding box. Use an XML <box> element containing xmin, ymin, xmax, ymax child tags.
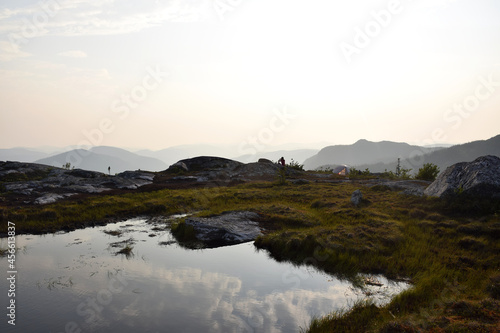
<box><xmin>104</xmin><ymin>229</ymin><xmax>124</xmax><ymax>236</ymax></box>
<box><xmin>116</xmin><ymin>244</ymin><xmax>134</xmax><ymax>257</ymax></box>
<box><xmin>110</xmin><ymin>238</ymin><xmax>135</xmax><ymax>258</ymax></box>
<box><xmin>301</xmin><ymin>300</ymin><xmax>384</xmax><ymax>333</ymax></box>
<box><xmin>0</xmin><ymin>179</ymin><xmax>499</xmax><ymax>331</ymax></box>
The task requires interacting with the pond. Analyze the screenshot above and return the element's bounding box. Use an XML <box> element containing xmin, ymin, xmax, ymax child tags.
<box><xmin>1</xmin><ymin>217</ymin><xmax>409</xmax><ymax>333</ymax></box>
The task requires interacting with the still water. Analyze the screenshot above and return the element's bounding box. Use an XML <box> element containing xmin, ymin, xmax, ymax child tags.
<box><xmin>1</xmin><ymin>217</ymin><xmax>408</xmax><ymax>333</ymax></box>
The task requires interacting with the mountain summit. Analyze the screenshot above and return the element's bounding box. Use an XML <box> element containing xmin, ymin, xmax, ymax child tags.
<box><xmin>303</xmin><ymin>140</ymin><xmax>439</xmax><ymax>170</ymax></box>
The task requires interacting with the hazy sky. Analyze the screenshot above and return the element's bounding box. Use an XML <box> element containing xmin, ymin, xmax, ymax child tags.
<box><xmin>1</xmin><ymin>0</ymin><xmax>499</xmax><ymax>152</ymax></box>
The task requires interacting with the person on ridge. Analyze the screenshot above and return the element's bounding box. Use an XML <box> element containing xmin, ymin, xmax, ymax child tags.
<box><xmin>278</xmin><ymin>157</ymin><xmax>285</xmax><ymax>166</ymax></box>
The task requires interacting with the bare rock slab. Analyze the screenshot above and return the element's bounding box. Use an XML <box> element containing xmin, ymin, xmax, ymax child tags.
<box><xmin>185</xmin><ymin>211</ymin><xmax>262</xmax><ymax>247</ymax></box>
<box><xmin>424</xmin><ymin>155</ymin><xmax>500</xmax><ymax>198</ymax></box>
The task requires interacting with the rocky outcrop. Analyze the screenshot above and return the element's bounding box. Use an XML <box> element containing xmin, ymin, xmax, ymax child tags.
<box><xmin>2</xmin><ymin>155</ymin><xmax>309</xmax><ymax>206</ymax></box>
<box><xmin>184</xmin><ymin>211</ymin><xmax>262</xmax><ymax>247</ymax></box>
<box><xmin>258</xmin><ymin>158</ymin><xmax>274</xmax><ymax>164</ymax></box>
<box><xmin>424</xmin><ymin>155</ymin><xmax>500</xmax><ymax>198</ymax></box>
<box><xmin>167</xmin><ymin>156</ymin><xmax>243</xmax><ymax>173</ymax></box>
<box><xmin>165</xmin><ymin>156</ymin><xmax>304</xmax><ymax>182</ymax></box>
<box><xmin>0</xmin><ymin>161</ymin><xmax>154</xmax><ymax>204</ymax></box>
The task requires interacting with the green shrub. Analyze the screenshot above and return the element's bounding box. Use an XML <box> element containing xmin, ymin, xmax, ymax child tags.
<box><xmin>287</xmin><ymin>158</ymin><xmax>304</xmax><ymax>171</ymax></box>
<box><xmin>415</xmin><ymin>163</ymin><xmax>440</xmax><ymax>181</ymax></box>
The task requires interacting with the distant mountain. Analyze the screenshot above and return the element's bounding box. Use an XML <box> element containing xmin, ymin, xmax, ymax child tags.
<box><xmin>234</xmin><ymin>149</ymin><xmax>319</xmax><ymax>164</ymax></box>
<box><xmin>36</xmin><ymin>147</ymin><xmax>167</xmax><ymax>173</ymax></box>
<box><xmin>90</xmin><ymin>146</ymin><xmax>167</xmax><ymax>170</ymax></box>
<box><xmin>303</xmin><ymin>139</ymin><xmax>441</xmax><ymax>171</ymax></box>
<box><xmin>0</xmin><ymin>148</ymin><xmax>49</xmax><ymax>162</ymax></box>
<box><xmin>350</xmin><ymin>134</ymin><xmax>500</xmax><ymax>174</ymax></box>
<box><xmin>401</xmin><ymin>134</ymin><xmax>500</xmax><ymax>173</ymax></box>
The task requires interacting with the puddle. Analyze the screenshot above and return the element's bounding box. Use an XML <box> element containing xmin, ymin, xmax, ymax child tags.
<box><xmin>0</xmin><ymin>217</ymin><xmax>409</xmax><ymax>333</ymax></box>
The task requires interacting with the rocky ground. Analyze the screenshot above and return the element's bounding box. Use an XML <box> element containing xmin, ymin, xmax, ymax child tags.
<box><xmin>0</xmin><ymin>161</ymin><xmax>155</xmax><ymax>206</ymax></box>
<box><xmin>3</xmin><ymin>154</ymin><xmax>499</xmax><ymax>208</ymax></box>
<box><xmin>0</xmin><ymin>157</ymin><xmax>435</xmax><ymax>207</ymax></box>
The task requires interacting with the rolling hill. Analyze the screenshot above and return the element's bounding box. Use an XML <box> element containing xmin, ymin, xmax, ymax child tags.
<box><xmin>303</xmin><ymin>139</ymin><xmax>442</xmax><ymax>171</ymax></box>
<box><xmin>36</xmin><ymin>147</ymin><xmax>167</xmax><ymax>174</ymax></box>
<box><xmin>0</xmin><ymin>148</ymin><xmax>49</xmax><ymax>162</ymax></box>
<box><xmin>313</xmin><ymin>135</ymin><xmax>500</xmax><ymax>174</ymax></box>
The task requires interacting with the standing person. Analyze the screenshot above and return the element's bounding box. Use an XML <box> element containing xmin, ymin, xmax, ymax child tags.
<box><xmin>279</xmin><ymin>157</ymin><xmax>285</xmax><ymax>166</ymax></box>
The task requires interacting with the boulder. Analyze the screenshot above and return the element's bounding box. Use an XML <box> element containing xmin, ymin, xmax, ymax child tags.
<box><xmin>351</xmin><ymin>189</ymin><xmax>363</xmax><ymax>206</ymax></box>
<box><xmin>184</xmin><ymin>211</ymin><xmax>262</xmax><ymax>247</ymax></box>
<box><xmin>424</xmin><ymin>155</ymin><xmax>500</xmax><ymax>198</ymax></box>
<box><xmin>258</xmin><ymin>158</ymin><xmax>274</xmax><ymax>164</ymax></box>
<box><xmin>171</xmin><ymin>156</ymin><xmax>243</xmax><ymax>172</ymax></box>
<box><xmin>167</xmin><ymin>161</ymin><xmax>188</xmax><ymax>173</ymax></box>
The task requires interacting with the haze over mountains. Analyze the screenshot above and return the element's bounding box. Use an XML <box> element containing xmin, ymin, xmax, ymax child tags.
<box><xmin>35</xmin><ymin>147</ymin><xmax>168</xmax><ymax>174</ymax></box>
<box><xmin>303</xmin><ymin>140</ymin><xmax>441</xmax><ymax>171</ymax></box>
<box><xmin>0</xmin><ymin>148</ymin><xmax>50</xmax><ymax>163</ymax></box>
<box><xmin>305</xmin><ymin>135</ymin><xmax>500</xmax><ymax>174</ymax></box>
<box><xmin>1</xmin><ymin>135</ymin><xmax>499</xmax><ymax>175</ymax></box>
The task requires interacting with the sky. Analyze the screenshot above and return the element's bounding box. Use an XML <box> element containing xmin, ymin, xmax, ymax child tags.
<box><xmin>0</xmin><ymin>0</ymin><xmax>499</xmax><ymax>154</ymax></box>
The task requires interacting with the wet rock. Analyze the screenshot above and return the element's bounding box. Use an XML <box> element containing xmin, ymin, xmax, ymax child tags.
<box><xmin>424</xmin><ymin>155</ymin><xmax>500</xmax><ymax>198</ymax></box>
<box><xmin>184</xmin><ymin>211</ymin><xmax>262</xmax><ymax>247</ymax></box>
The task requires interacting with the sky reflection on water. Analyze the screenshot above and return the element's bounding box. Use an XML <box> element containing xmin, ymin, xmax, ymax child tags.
<box><xmin>1</xmin><ymin>217</ymin><xmax>408</xmax><ymax>333</ymax></box>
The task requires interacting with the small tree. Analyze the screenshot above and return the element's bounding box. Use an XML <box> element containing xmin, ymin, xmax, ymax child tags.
<box><xmin>396</xmin><ymin>158</ymin><xmax>401</xmax><ymax>178</ymax></box>
<box><xmin>349</xmin><ymin>167</ymin><xmax>361</xmax><ymax>176</ymax></box>
<box><xmin>416</xmin><ymin>163</ymin><xmax>440</xmax><ymax>181</ymax></box>
<box><xmin>287</xmin><ymin>158</ymin><xmax>304</xmax><ymax>171</ymax></box>
<box><xmin>63</xmin><ymin>162</ymin><xmax>71</xmax><ymax>170</ymax></box>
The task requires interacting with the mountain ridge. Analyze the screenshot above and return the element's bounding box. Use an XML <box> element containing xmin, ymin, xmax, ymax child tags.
<box><xmin>35</xmin><ymin>147</ymin><xmax>167</xmax><ymax>174</ymax></box>
<box><xmin>303</xmin><ymin>139</ymin><xmax>442</xmax><ymax>170</ymax></box>
<box><xmin>315</xmin><ymin>135</ymin><xmax>500</xmax><ymax>174</ymax></box>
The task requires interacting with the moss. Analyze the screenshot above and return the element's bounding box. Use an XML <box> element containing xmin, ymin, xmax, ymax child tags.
<box><xmin>170</xmin><ymin>220</ymin><xmax>198</xmax><ymax>243</ymax></box>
